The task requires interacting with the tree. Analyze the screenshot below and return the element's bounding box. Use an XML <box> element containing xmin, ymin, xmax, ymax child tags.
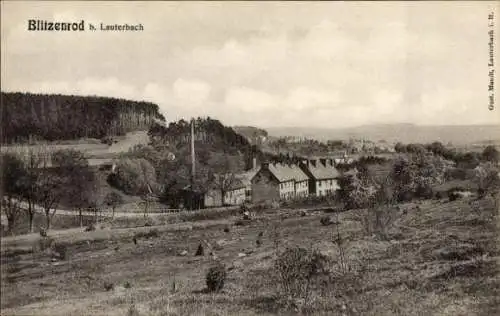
<box><xmin>474</xmin><ymin>162</ymin><xmax>499</xmax><ymax>195</ymax></box>
<box><xmin>1</xmin><ymin>153</ymin><xmax>26</xmax><ymax>232</ymax></box>
<box><xmin>35</xmin><ymin>170</ymin><xmax>64</xmax><ymax>230</ymax></box>
<box><xmin>16</xmin><ymin>147</ymin><xmax>47</xmax><ymax>233</ymax></box>
<box><xmin>338</xmin><ymin>171</ymin><xmax>377</xmax><ymax>210</ymax></box>
<box><xmin>103</xmin><ymin>192</ymin><xmax>123</xmax><ymax>219</ymax></box>
<box><xmin>53</xmin><ymin>149</ymin><xmax>98</xmax><ymax>227</ymax></box>
<box><xmin>426</xmin><ymin>141</ymin><xmax>446</xmax><ymax>156</ymax></box>
<box><xmin>209</xmin><ymin>153</ymin><xmax>243</xmax><ymax>205</ymax></box>
<box><xmin>394</xmin><ymin>142</ymin><xmax>406</xmax><ymax>153</ymax></box>
<box><xmin>482</xmin><ymin>145</ymin><xmax>499</xmax><ymax>164</ymax></box>
<box><xmin>391</xmin><ymin>154</ymin><xmax>445</xmax><ymax>201</ymax></box>
<box><xmin>111</xmin><ymin>158</ymin><xmax>157</xmax><ymax>217</ymax></box>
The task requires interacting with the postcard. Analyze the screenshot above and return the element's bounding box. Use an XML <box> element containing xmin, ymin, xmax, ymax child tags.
<box><xmin>1</xmin><ymin>2</ymin><xmax>499</xmax><ymax>315</ymax></box>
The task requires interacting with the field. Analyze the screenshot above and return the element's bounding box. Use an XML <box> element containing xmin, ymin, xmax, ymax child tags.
<box><xmin>0</xmin><ymin>131</ymin><xmax>149</xmax><ymax>161</ymax></box>
<box><xmin>1</xmin><ymin>195</ymin><xmax>499</xmax><ymax>316</ymax></box>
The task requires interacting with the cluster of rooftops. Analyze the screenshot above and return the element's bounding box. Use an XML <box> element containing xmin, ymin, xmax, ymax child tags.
<box><xmin>230</xmin><ymin>158</ymin><xmax>342</xmax><ymax>190</ymax></box>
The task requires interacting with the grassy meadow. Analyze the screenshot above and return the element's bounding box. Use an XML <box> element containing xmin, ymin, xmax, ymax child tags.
<box><xmin>1</xmin><ymin>194</ymin><xmax>499</xmax><ymax>316</ymax></box>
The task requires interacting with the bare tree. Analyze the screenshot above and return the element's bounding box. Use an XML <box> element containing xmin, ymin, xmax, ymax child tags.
<box><xmin>1</xmin><ymin>153</ymin><xmax>26</xmax><ymax>233</ymax></box>
<box><xmin>35</xmin><ymin>171</ymin><xmax>64</xmax><ymax>230</ymax></box>
<box><xmin>17</xmin><ymin>147</ymin><xmax>47</xmax><ymax>233</ymax></box>
<box><xmin>104</xmin><ymin>192</ymin><xmax>123</xmax><ymax>219</ymax></box>
<box><xmin>209</xmin><ymin>154</ymin><xmax>243</xmax><ymax>205</ymax></box>
<box><xmin>1</xmin><ymin>197</ymin><xmax>21</xmax><ymax>234</ymax></box>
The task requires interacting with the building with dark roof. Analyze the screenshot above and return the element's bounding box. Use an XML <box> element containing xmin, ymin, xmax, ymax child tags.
<box><xmin>251</xmin><ymin>162</ymin><xmax>310</xmax><ymax>203</ymax></box>
<box><xmin>300</xmin><ymin>159</ymin><xmax>340</xmax><ymax>197</ymax></box>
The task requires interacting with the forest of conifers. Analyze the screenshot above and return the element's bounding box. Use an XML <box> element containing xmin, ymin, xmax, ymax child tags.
<box><xmin>1</xmin><ymin>92</ymin><xmax>166</xmax><ymax>143</ymax></box>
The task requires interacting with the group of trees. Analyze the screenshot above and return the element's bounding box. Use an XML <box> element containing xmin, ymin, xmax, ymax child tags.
<box><xmin>338</xmin><ymin>144</ymin><xmax>499</xmax><ymax>210</ymax></box>
<box><xmin>1</xmin><ymin>148</ymin><xmax>99</xmax><ymax>233</ymax></box>
<box><xmin>110</xmin><ymin>139</ymin><xmax>247</xmax><ymax>208</ymax></box>
<box><xmin>1</xmin><ymin>92</ymin><xmax>165</xmax><ymax>143</ymax></box>
<box><xmin>395</xmin><ymin>141</ymin><xmax>499</xmax><ymax>167</ymax></box>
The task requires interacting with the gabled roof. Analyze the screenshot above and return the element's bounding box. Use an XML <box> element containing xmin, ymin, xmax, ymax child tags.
<box><xmin>268</xmin><ymin>163</ymin><xmax>309</xmax><ymax>183</ymax></box>
<box><xmin>237</xmin><ymin>169</ymin><xmax>259</xmax><ymax>186</ymax></box>
<box><xmin>227</xmin><ymin>177</ymin><xmax>246</xmax><ymax>190</ymax></box>
<box><xmin>307</xmin><ymin>163</ymin><xmax>340</xmax><ymax>180</ymax></box>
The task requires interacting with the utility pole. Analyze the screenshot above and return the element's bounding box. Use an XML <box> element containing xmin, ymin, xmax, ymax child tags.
<box><xmin>190</xmin><ymin>118</ymin><xmax>196</xmax><ymax>209</ymax></box>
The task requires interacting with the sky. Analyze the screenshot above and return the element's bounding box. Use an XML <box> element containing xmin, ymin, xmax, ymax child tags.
<box><xmin>1</xmin><ymin>1</ymin><xmax>498</xmax><ymax>128</ymax></box>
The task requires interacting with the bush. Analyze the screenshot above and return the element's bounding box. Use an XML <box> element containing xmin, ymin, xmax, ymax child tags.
<box><xmin>435</xmin><ymin>191</ymin><xmax>444</xmax><ymax>199</ymax></box>
<box><xmin>85</xmin><ymin>223</ymin><xmax>96</xmax><ymax>232</ymax></box>
<box><xmin>195</xmin><ymin>243</ymin><xmax>204</xmax><ymax>256</ymax></box>
<box><xmin>126</xmin><ymin>304</ymin><xmax>140</xmax><ymax>316</ymax></box>
<box><xmin>103</xmin><ymin>282</ymin><xmax>114</xmax><ymax>291</ymax></box>
<box><xmin>135</xmin><ymin>228</ymin><xmax>160</xmax><ymax>239</ymax></box>
<box><xmin>274</xmin><ymin>247</ymin><xmax>329</xmax><ymax>303</ymax></box>
<box><xmin>358</xmin><ymin>206</ymin><xmax>397</xmax><ymax>240</ymax></box>
<box><xmin>448</xmin><ymin>187</ymin><xmax>466</xmax><ymax>201</ymax></box>
<box><xmin>206</xmin><ymin>263</ymin><xmax>226</xmax><ymax>292</ymax></box>
<box><xmin>448</xmin><ymin>191</ymin><xmax>461</xmax><ymax>201</ymax></box>
<box><xmin>52</xmin><ymin>243</ymin><xmax>68</xmax><ymax>260</ymax></box>
<box><xmin>320</xmin><ymin>215</ymin><xmax>334</xmax><ymax>226</ymax></box>
<box><xmin>35</xmin><ymin>236</ymin><xmax>55</xmax><ymax>253</ymax></box>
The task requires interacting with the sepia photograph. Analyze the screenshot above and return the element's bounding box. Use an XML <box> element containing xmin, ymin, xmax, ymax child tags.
<box><xmin>1</xmin><ymin>1</ymin><xmax>499</xmax><ymax>315</ymax></box>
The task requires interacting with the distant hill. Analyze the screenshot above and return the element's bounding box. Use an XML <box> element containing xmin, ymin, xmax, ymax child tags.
<box><xmin>1</xmin><ymin>92</ymin><xmax>165</xmax><ymax>144</ymax></box>
<box><xmin>265</xmin><ymin>124</ymin><xmax>500</xmax><ymax>145</ymax></box>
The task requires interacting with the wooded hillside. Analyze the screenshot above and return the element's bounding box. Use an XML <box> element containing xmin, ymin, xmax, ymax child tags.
<box><xmin>1</xmin><ymin>92</ymin><xmax>165</xmax><ymax>143</ymax></box>
<box><xmin>148</xmin><ymin>117</ymin><xmax>263</xmax><ymax>171</ymax></box>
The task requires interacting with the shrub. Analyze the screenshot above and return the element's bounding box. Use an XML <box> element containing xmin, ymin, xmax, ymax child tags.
<box><xmin>274</xmin><ymin>247</ymin><xmax>329</xmax><ymax>304</ymax></box>
<box><xmin>234</xmin><ymin>220</ymin><xmax>245</xmax><ymax>226</ymax></box>
<box><xmin>358</xmin><ymin>206</ymin><xmax>397</xmax><ymax>240</ymax></box>
<box><xmin>103</xmin><ymin>282</ymin><xmax>114</xmax><ymax>291</ymax></box>
<box><xmin>135</xmin><ymin>228</ymin><xmax>160</xmax><ymax>239</ymax></box>
<box><xmin>206</xmin><ymin>263</ymin><xmax>226</xmax><ymax>292</ymax></box>
<box><xmin>448</xmin><ymin>191</ymin><xmax>461</xmax><ymax>201</ymax></box>
<box><xmin>124</xmin><ymin>281</ymin><xmax>132</xmax><ymax>289</ymax></box>
<box><xmin>223</xmin><ymin>226</ymin><xmax>230</xmax><ymax>233</ymax></box>
<box><xmin>126</xmin><ymin>304</ymin><xmax>140</xmax><ymax>316</ymax></box>
<box><xmin>85</xmin><ymin>223</ymin><xmax>96</xmax><ymax>232</ymax></box>
<box><xmin>435</xmin><ymin>191</ymin><xmax>444</xmax><ymax>200</ymax></box>
<box><xmin>448</xmin><ymin>187</ymin><xmax>466</xmax><ymax>201</ymax></box>
<box><xmin>52</xmin><ymin>243</ymin><xmax>68</xmax><ymax>260</ymax></box>
<box><xmin>320</xmin><ymin>216</ymin><xmax>333</xmax><ymax>226</ymax></box>
<box><xmin>195</xmin><ymin>243</ymin><xmax>204</xmax><ymax>256</ymax></box>
<box><xmin>39</xmin><ymin>227</ymin><xmax>47</xmax><ymax>237</ymax></box>
<box><xmin>35</xmin><ymin>236</ymin><xmax>55</xmax><ymax>253</ymax></box>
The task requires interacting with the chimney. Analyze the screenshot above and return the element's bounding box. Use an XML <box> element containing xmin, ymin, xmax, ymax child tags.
<box><xmin>310</xmin><ymin>159</ymin><xmax>317</xmax><ymax>167</ymax></box>
<box><xmin>252</xmin><ymin>157</ymin><xmax>257</xmax><ymax>170</ymax></box>
<box><xmin>319</xmin><ymin>158</ymin><xmax>327</xmax><ymax>167</ymax></box>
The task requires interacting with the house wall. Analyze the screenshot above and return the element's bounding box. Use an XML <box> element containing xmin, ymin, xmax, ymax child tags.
<box><xmin>204</xmin><ymin>190</ymin><xmax>222</xmax><ymax>207</ymax></box>
<box><xmin>315</xmin><ymin>179</ymin><xmax>339</xmax><ymax>197</ymax></box>
<box><xmin>244</xmin><ymin>185</ymin><xmax>252</xmax><ymax>202</ymax></box>
<box><xmin>251</xmin><ymin>169</ymin><xmax>280</xmax><ymax>203</ymax></box>
<box><xmin>279</xmin><ymin>180</ymin><xmax>295</xmax><ymax>200</ymax></box>
<box><xmin>224</xmin><ymin>187</ymin><xmax>246</xmax><ymax>205</ymax></box>
<box><xmin>295</xmin><ymin>180</ymin><xmax>309</xmax><ymax>198</ymax></box>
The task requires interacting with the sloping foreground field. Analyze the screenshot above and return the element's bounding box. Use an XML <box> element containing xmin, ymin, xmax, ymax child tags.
<box><xmin>1</xmin><ymin>196</ymin><xmax>499</xmax><ymax>316</ymax></box>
